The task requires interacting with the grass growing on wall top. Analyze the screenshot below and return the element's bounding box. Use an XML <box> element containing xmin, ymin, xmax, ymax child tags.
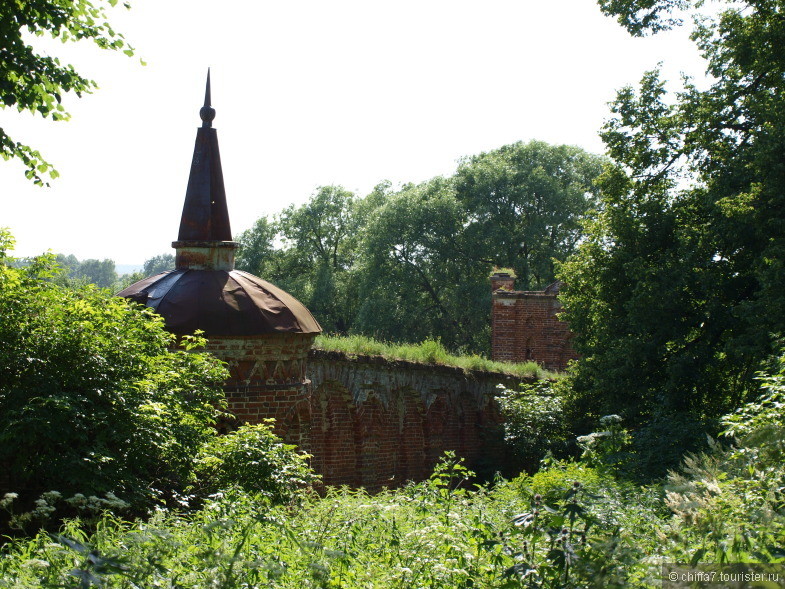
<box><xmin>313</xmin><ymin>334</ymin><xmax>555</xmax><ymax>379</ymax></box>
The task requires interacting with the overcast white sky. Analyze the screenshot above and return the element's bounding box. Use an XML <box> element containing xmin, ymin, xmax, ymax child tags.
<box><xmin>1</xmin><ymin>0</ymin><xmax>708</xmax><ymax>266</ymax></box>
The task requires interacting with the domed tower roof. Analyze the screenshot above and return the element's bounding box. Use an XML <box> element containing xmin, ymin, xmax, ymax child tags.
<box><xmin>118</xmin><ymin>71</ymin><xmax>321</xmax><ymax>337</ymax></box>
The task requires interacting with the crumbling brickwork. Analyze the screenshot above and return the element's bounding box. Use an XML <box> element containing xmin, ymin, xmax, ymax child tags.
<box><xmin>204</xmin><ymin>333</ymin><xmax>315</xmax><ymax>445</ymax></box>
<box><xmin>490</xmin><ymin>272</ymin><xmax>578</xmax><ymax>372</ymax></box>
<box><xmin>208</xmin><ymin>340</ymin><xmax>526</xmax><ymax>491</ymax></box>
<box><xmin>306</xmin><ymin>351</ymin><xmax>522</xmax><ymax>489</ymax></box>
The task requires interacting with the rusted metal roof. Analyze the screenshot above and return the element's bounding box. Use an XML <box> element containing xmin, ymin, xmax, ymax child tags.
<box><xmin>118</xmin><ymin>270</ymin><xmax>321</xmax><ymax>336</ymax></box>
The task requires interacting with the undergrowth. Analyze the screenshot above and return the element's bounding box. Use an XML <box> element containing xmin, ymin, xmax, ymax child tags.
<box><xmin>2</xmin><ymin>414</ymin><xmax>785</xmax><ymax>588</ymax></box>
<box><xmin>0</xmin><ymin>455</ymin><xmax>652</xmax><ymax>588</ymax></box>
<box><xmin>3</xmin><ymin>341</ymin><xmax>785</xmax><ymax>588</ymax></box>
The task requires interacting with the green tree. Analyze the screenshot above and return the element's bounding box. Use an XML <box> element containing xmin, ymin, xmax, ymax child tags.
<box><xmin>237</xmin><ymin>186</ymin><xmax>361</xmax><ymax>334</ymax></box>
<box><xmin>51</xmin><ymin>254</ymin><xmax>118</xmax><ymax>288</ymax></box>
<box><xmin>279</xmin><ymin>185</ymin><xmax>358</xmax><ymax>271</ymax></box>
<box><xmin>455</xmin><ymin>141</ymin><xmax>605</xmax><ymax>290</ymax></box>
<box><xmin>0</xmin><ymin>229</ymin><xmax>227</xmax><ymax>510</ymax></box>
<box><xmin>597</xmin><ymin>0</ymin><xmax>690</xmax><ymax>36</ymax></box>
<box><xmin>356</xmin><ymin>177</ymin><xmax>490</xmax><ymax>351</ymax></box>
<box><xmin>559</xmin><ymin>0</ymin><xmax>785</xmax><ymax>469</ymax></box>
<box><xmin>142</xmin><ymin>253</ymin><xmax>174</xmax><ymax>276</ymax></box>
<box><xmin>53</xmin><ymin>253</ymin><xmax>79</xmax><ymax>272</ymax></box>
<box><xmin>235</xmin><ymin>217</ymin><xmax>280</xmax><ymax>278</ymax></box>
<box><xmin>278</xmin><ymin>186</ymin><xmax>360</xmax><ymax>333</ymax></box>
<box><xmin>234</xmin><ymin>215</ymin><xmax>312</xmax><ymax>316</ymax></box>
<box><xmin>72</xmin><ymin>257</ymin><xmax>117</xmax><ymax>288</ymax></box>
<box><xmin>0</xmin><ymin>0</ymin><xmax>135</xmax><ymax>185</ymax></box>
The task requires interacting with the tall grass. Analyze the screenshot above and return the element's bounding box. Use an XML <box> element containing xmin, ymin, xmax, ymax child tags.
<box><xmin>313</xmin><ymin>334</ymin><xmax>555</xmax><ymax>379</ymax></box>
<box><xmin>0</xmin><ymin>456</ymin><xmax>652</xmax><ymax>588</ymax></box>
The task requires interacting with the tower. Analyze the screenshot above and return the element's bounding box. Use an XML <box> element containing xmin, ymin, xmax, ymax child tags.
<box><xmin>118</xmin><ymin>72</ymin><xmax>321</xmax><ymax>447</ymax></box>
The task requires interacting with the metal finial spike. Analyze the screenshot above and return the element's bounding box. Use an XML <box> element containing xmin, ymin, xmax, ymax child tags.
<box><xmin>200</xmin><ymin>68</ymin><xmax>216</xmax><ymax>127</ymax></box>
<box><xmin>204</xmin><ymin>68</ymin><xmax>211</xmax><ymax>107</ymax></box>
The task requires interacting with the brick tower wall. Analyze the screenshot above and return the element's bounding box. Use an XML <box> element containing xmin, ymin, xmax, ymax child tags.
<box><xmin>205</xmin><ymin>333</ymin><xmax>316</xmax><ymax>451</ymax></box>
<box><xmin>490</xmin><ymin>275</ymin><xmax>578</xmax><ymax>372</ymax></box>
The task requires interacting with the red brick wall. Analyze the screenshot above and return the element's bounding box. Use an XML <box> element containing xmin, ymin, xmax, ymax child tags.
<box><xmin>307</xmin><ymin>352</ymin><xmax>524</xmax><ymax>490</ymax></box>
<box><xmin>205</xmin><ymin>333</ymin><xmax>315</xmax><ymax>447</ymax></box>
<box><xmin>491</xmin><ymin>275</ymin><xmax>578</xmax><ymax>372</ymax></box>
<box><xmin>208</xmin><ymin>336</ymin><xmax>528</xmax><ymax>491</ymax></box>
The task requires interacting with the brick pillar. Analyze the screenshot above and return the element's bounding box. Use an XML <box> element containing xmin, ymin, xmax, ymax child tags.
<box><xmin>205</xmin><ymin>333</ymin><xmax>317</xmax><ymax>452</ymax></box>
<box><xmin>491</xmin><ymin>272</ymin><xmax>517</xmax><ymax>362</ymax></box>
<box><xmin>491</xmin><ymin>285</ymin><xmax>579</xmax><ymax>371</ymax></box>
<box><xmin>490</xmin><ymin>271</ymin><xmax>516</xmax><ymax>292</ymax></box>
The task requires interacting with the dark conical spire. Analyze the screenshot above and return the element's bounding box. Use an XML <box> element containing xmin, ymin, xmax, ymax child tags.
<box><xmin>176</xmin><ymin>69</ymin><xmax>232</xmax><ymax>244</ymax></box>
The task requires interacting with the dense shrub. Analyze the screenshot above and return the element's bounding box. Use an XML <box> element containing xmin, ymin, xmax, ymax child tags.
<box><xmin>0</xmin><ymin>454</ymin><xmax>661</xmax><ymax>588</ymax></box>
<box><xmin>660</xmin><ymin>350</ymin><xmax>785</xmax><ymax>565</ymax></box>
<box><xmin>0</xmin><ymin>230</ymin><xmax>227</xmax><ymax>518</ymax></box>
<box><xmin>193</xmin><ymin>421</ymin><xmax>318</xmax><ymax>504</ymax></box>
<box><xmin>576</xmin><ymin>414</ymin><xmax>633</xmax><ymax>474</ymax></box>
<box><xmin>1</xmin><ymin>399</ymin><xmax>784</xmax><ymax>589</ymax></box>
<box><xmin>497</xmin><ymin>380</ymin><xmax>572</xmax><ymax>470</ymax></box>
<box><xmin>628</xmin><ymin>412</ymin><xmax>716</xmax><ymax>480</ymax></box>
<box><xmin>722</xmin><ymin>351</ymin><xmax>785</xmax><ymax>469</ymax></box>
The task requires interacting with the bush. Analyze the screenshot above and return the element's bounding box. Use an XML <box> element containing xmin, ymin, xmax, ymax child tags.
<box><xmin>659</xmin><ymin>352</ymin><xmax>785</xmax><ymax>565</ymax></box>
<box><xmin>629</xmin><ymin>412</ymin><xmax>716</xmax><ymax>480</ymax></box>
<box><xmin>0</xmin><ymin>230</ymin><xmax>228</xmax><ymax>519</ymax></box>
<box><xmin>514</xmin><ymin>461</ymin><xmax>603</xmax><ymax>504</ymax></box>
<box><xmin>576</xmin><ymin>414</ymin><xmax>633</xmax><ymax>474</ymax></box>
<box><xmin>722</xmin><ymin>351</ymin><xmax>785</xmax><ymax>468</ymax></box>
<box><xmin>497</xmin><ymin>380</ymin><xmax>572</xmax><ymax>470</ymax></box>
<box><xmin>194</xmin><ymin>421</ymin><xmax>318</xmax><ymax>504</ymax></box>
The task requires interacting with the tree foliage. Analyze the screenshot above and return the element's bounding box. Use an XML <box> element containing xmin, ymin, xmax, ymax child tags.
<box><xmin>355</xmin><ymin>177</ymin><xmax>490</xmax><ymax>350</ymax></box>
<box><xmin>0</xmin><ymin>230</ymin><xmax>227</xmax><ymax>511</ymax></box>
<box><xmin>142</xmin><ymin>253</ymin><xmax>174</xmax><ymax>276</ymax></box>
<box><xmin>235</xmin><ymin>217</ymin><xmax>279</xmax><ymax>279</ymax></box>
<box><xmin>52</xmin><ymin>253</ymin><xmax>118</xmax><ymax>289</ymax></box>
<box><xmin>236</xmin><ymin>142</ymin><xmax>604</xmax><ymax>354</ymax></box>
<box><xmin>70</xmin><ymin>257</ymin><xmax>117</xmax><ymax>288</ymax></box>
<box><xmin>455</xmin><ymin>141</ymin><xmax>605</xmax><ymax>290</ymax></box>
<box><xmin>597</xmin><ymin>0</ymin><xmax>689</xmax><ymax>36</ymax></box>
<box><xmin>3</xmin><ymin>360</ymin><xmax>785</xmax><ymax>586</ymax></box>
<box><xmin>496</xmin><ymin>380</ymin><xmax>571</xmax><ymax>472</ymax></box>
<box><xmin>0</xmin><ymin>0</ymin><xmax>134</xmax><ymax>185</ymax></box>
<box><xmin>236</xmin><ymin>186</ymin><xmax>362</xmax><ymax>335</ymax></box>
<box><xmin>279</xmin><ymin>185</ymin><xmax>358</xmax><ymax>272</ymax></box>
<box><xmin>559</xmin><ymin>0</ymin><xmax>785</xmax><ymax>442</ymax></box>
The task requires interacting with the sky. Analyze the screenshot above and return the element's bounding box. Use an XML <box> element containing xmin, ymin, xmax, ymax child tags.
<box><xmin>1</xmin><ymin>0</ymin><xmax>709</xmax><ymax>267</ymax></box>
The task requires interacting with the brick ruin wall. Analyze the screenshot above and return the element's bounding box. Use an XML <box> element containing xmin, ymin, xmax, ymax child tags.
<box><xmin>307</xmin><ymin>351</ymin><xmax>527</xmax><ymax>488</ymax></box>
<box><xmin>206</xmin><ymin>335</ymin><xmax>529</xmax><ymax>490</ymax></box>
<box><xmin>206</xmin><ymin>333</ymin><xmax>314</xmax><ymax>445</ymax></box>
<box><xmin>490</xmin><ymin>275</ymin><xmax>578</xmax><ymax>372</ymax></box>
